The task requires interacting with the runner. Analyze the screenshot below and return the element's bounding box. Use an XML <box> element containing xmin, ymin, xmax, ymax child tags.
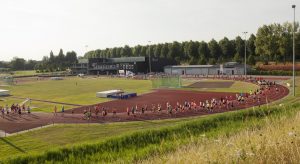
<box><xmin>27</xmin><ymin>105</ymin><xmax>31</xmax><ymax>114</ymax></box>
<box><xmin>18</xmin><ymin>107</ymin><xmax>22</xmax><ymax>117</ymax></box>
<box><xmin>141</xmin><ymin>107</ymin><xmax>145</xmax><ymax>114</ymax></box>
<box><xmin>126</xmin><ymin>107</ymin><xmax>130</xmax><ymax>116</ymax></box>
<box><xmin>61</xmin><ymin>105</ymin><xmax>65</xmax><ymax>117</ymax></box>
<box><xmin>95</xmin><ymin>106</ymin><xmax>100</xmax><ymax>118</ymax></box>
<box><xmin>53</xmin><ymin>106</ymin><xmax>57</xmax><ymax>116</ymax></box>
<box><xmin>1</xmin><ymin>106</ymin><xmax>4</xmax><ymax>118</ymax></box>
<box><xmin>131</xmin><ymin>106</ymin><xmax>135</xmax><ymax>116</ymax></box>
<box><xmin>151</xmin><ymin>104</ymin><xmax>156</xmax><ymax>113</ymax></box>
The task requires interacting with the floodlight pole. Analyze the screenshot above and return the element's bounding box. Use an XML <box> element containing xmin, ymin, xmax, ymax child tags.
<box><xmin>292</xmin><ymin>5</ymin><xmax>296</xmax><ymax>96</ymax></box>
<box><xmin>85</xmin><ymin>45</ymin><xmax>88</xmax><ymax>75</ymax></box>
<box><xmin>243</xmin><ymin>32</ymin><xmax>248</xmax><ymax>79</ymax></box>
<box><xmin>148</xmin><ymin>41</ymin><xmax>152</xmax><ymax>73</ymax></box>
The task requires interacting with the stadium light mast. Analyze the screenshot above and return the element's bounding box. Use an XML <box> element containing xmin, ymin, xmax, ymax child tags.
<box><xmin>292</xmin><ymin>5</ymin><xmax>296</xmax><ymax>96</ymax></box>
<box><xmin>243</xmin><ymin>32</ymin><xmax>248</xmax><ymax>79</ymax></box>
<box><xmin>148</xmin><ymin>41</ymin><xmax>152</xmax><ymax>73</ymax></box>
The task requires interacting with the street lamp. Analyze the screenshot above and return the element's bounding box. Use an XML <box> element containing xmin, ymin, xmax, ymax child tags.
<box><xmin>148</xmin><ymin>41</ymin><xmax>152</xmax><ymax>73</ymax></box>
<box><xmin>292</xmin><ymin>5</ymin><xmax>296</xmax><ymax>96</ymax></box>
<box><xmin>243</xmin><ymin>32</ymin><xmax>248</xmax><ymax>79</ymax></box>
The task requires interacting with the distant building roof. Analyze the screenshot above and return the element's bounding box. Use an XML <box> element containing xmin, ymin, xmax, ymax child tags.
<box><xmin>165</xmin><ymin>62</ymin><xmax>249</xmax><ymax>69</ymax></box>
<box><xmin>165</xmin><ymin>65</ymin><xmax>214</xmax><ymax>68</ymax></box>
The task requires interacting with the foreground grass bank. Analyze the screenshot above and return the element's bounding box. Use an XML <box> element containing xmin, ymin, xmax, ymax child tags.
<box><xmin>0</xmin><ymin>117</ymin><xmax>201</xmax><ymax>160</ymax></box>
<box><xmin>144</xmin><ymin>105</ymin><xmax>300</xmax><ymax>163</ymax></box>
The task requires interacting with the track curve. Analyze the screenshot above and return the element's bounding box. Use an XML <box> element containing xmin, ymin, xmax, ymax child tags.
<box><xmin>0</xmin><ymin>80</ymin><xmax>290</xmax><ymax>134</ymax></box>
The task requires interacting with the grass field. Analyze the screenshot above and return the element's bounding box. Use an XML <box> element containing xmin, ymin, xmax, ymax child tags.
<box><xmin>0</xmin><ymin>77</ymin><xmax>297</xmax><ymax>163</ymax></box>
<box><xmin>12</xmin><ymin>70</ymin><xmax>40</xmax><ymax>76</ymax></box>
<box><xmin>0</xmin><ymin>70</ymin><xmax>41</xmax><ymax>77</ymax></box>
<box><xmin>0</xmin><ymin>77</ymin><xmax>152</xmax><ymax>112</ymax></box>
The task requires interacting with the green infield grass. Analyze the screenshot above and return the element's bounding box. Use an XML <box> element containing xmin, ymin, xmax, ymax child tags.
<box><xmin>0</xmin><ymin>77</ymin><xmax>152</xmax><ymax>112</ymax></box>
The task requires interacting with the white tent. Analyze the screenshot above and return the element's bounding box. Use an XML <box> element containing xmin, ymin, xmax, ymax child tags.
<box><xmin>96</xmin><ymin>90</ymin><xmax>123</xmax><ymax>98</ymax></box>
<box><xmin>0</xmin><ymin>89</ymin><xmax>10</xmax><ymax>96</ymax></box>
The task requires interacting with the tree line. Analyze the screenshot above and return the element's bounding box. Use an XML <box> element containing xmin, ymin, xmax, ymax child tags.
<box><xmin>0</xmin><ymin>49</ymin><xmax>77</xmax><ymax>72</ymax></box>
<box><xmin>35</xmin><ymin>49</ymin><xmax>78</xmax><ymax>72</ymax></box>
<box><xmin>1</xmin><ymin>22</ymin><xmax>299</xmax><ymax>72</ymax></box>
<box><xmin>0</xmin><ymin>58</ymin><xmax>39</xmax><ymax>71</ymax></box>
<box><xmin>84</xmin><ymin>22</ymin><xmax>300</xmax><ymax>65</ymax></box>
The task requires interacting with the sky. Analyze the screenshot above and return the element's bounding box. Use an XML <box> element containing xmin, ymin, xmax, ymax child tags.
<box><xmin>0</xmin><ymin>0</ymin><xmax>298</xmax><ymax>61</ymax></box>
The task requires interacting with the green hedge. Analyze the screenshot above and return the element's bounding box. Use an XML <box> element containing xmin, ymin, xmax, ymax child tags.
<box><xmin>248</xmin><ymin>70</ymin><xmax>300</xmax><ymax>76</ymax></box>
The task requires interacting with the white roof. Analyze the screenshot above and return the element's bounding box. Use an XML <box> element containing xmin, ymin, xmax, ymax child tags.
<box><xmin>166</xmin><ymin>65</ymin><xmax>214</xmax><ymax>68</ymax></box>
<box><xmin>97</xmin><ymin>90</ymin><xmax>123</xmax><ymax>94</ymax></box>
<box><xmin>0</xmin><ymin>89</ymin><xmax>9</xmax><ymax>92</ymax></box>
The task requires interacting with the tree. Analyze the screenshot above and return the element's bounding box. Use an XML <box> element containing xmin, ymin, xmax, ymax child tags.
<box><xmin>234</xmin><ymin>36</ymin><xmax>245</xmax><ymax>63</ymax></box>
<box><xmin>25</xmin><ymin>60</ymin><xmax>39</xmax><ymax>70</ymax></box>
<box><xmin>84</xmin><ymin>50</ymin><xmax>95</xmax><ymax>58</ymax></box>
<box><xmin>247</xmin><ymin>55</ymin><xmax>256</xmax><ymax>65</ymax></box>
<box><xmin>110</xmin><ymin>48</ymin><xmax>117</xmax><ymax>58</ymax></box>
<box><xmin>65</xmin><ymin>51</ymin><xmax>78</xmax><ymax>67</ymax></box>
<box><xmin>198</xmin><ymin>41</ymin><xmax>210</xmax><ymax>61</ymax></box>
<box><xmin>120</xmin><ymin>45</ymin><xmax>132</xmax><ymax>57</ymax></box>
<box><xmin>154</xmin><ymin>44</ymin><xmax>162</xmax><ymax>57</ymax></box>
<box><xmin>133</xmin><ymin>45</ymin><xmax>142</xmax><ymax>56</ymax></box>
<box><xmin>168</xmin><ymin>41</ymin><xmax>182</xmax><ymax>62</ymax></box>
<box><xmin>296</xmin><ymin>32</ymin><xmax>300</xmax><ymax>60</ymax></box>
<box><xmin>140</xmin><ymin>46</ymin><xmax>147</xmax><ymax>57</ymax></box>
<box><xmin>116</xmin><ymin>47</ymin><xmax>122</xmax><ymax>57</ymax></box>
<box><xmin>219</xmin><ymin>37</ymin><xmax>234</xmax><ymax>61</ymax></box>
<box><xmin>186</xmin><ymin>41</ymin><xmax>200</xmax><ymax>64</ymax></box>
<box><xmin>10</xmin><ymin>57</ymin><xmax>26</xmax><ymax>70</ymax></box>
<box><xmin>248</xmin><ymin>34</ymin><xmax>256</xmax><ymax>57</ymax></box>
<box><xmin>57</xmin><ymin>49</ymin><xmax>65</xmax><ymax>70</ymax></box>
<box><xmin>199</xmin><ymin>56</ymin><xmax>206</xmax><ymax>65</ymax></box>
<box><xmin>208</xmin><ymin>39</ymin><xmax>222</xmax><ymax>62</ymax></box>
<box><xmin>160</xmin><ymin>43</ymin><xmax>169</xmax><ymax>58</ymax></box>
<box><xmin>94</xmin><ymin>49</ymin><xmax>102</xmax><ymax>58</ymax></box>
<box><xmin>255</xmin><ymin>24</ymin><xmax>281</xmax><ymax>64</ymax></box>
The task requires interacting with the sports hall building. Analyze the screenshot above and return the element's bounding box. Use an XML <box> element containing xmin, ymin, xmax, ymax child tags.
<box><xmin>71</xmin><ymin>57</ymin><xmax>177</xmax><ymax>75</ymax></box>
<box><xmin>164</xmin><ymin>62</ymin><xmax>250</xmax><ymax>75</ymax></box>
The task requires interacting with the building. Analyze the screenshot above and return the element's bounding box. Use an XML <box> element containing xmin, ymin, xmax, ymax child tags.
<box><xmin>164</xmin><ymin>62</ymin><xmax>250</xmax><ymax>75</ymax></box>
<box><xmin>71</xmin><ymin>57</ymin><xmax>177</xmax><ymax>75</ymax></box>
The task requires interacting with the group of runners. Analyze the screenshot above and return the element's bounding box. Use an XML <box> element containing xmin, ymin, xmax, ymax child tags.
<box><xmin>75</xmin><ymin>79</ymin><xmax>279</xmax><ymax>119</ymax></box>
<box><xmin>0</xmin><ymin>104</ymin><xmax>31</xmax><ymax>118</ymax></box>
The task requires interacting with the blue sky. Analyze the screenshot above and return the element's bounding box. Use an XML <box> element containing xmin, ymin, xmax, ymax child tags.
<box><xmin>0</xmin><ymin>0</ymin><xmax>298</xmax><ymax>61</ymax></box>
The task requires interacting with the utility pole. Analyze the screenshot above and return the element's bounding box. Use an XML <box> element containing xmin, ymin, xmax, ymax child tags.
<box><xmin>243</xmin><ymin>32</ymin><xmax>248</xmax><ymax>79</ymax></box>
<box><xmin>292</xmin><ymin>5</ymin><xmax>296</xmax><ymax>96</ymax></box>
<box><xmin>148</xmin><ymin>41</ymin><xmax>152</xmax><ymax>73</ymax></box>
